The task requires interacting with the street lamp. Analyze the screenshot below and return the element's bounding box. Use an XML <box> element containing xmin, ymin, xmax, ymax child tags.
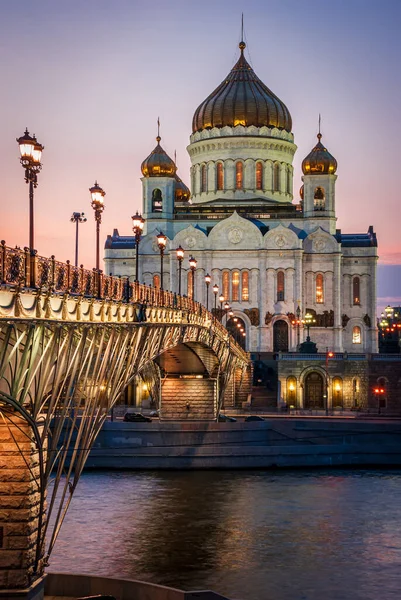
<box><xmin>132</xmin><ymin>211</ymin><xmax>145</xmax><ymax>282</ymax></box>
<box><xmin>224</xmin><ymin>302</ymin><xmax>230</xmax><ymax>324</ymax></box>
<box><xmin>219</xmin><ymin>294</ymin><xmax>224</xmax><ymax>320</ymax></box>
<box><xmin>303</xmin><ymin>312</ymin><xmax>316</xmax><ymax>341</ymax></box>
<box><xmin>70</xmin><ymin>212</ymin><xmax>87</xmax><ymax>267</ymax></box>
<box><xmin>90</xmin><ymin>181</ymin><xmax>106</xmax><ymax>271</ymax></box>
<box><xmin>156</xmin><ymin>231</ymin><xmax>167</xmax><ymax>289</ymax></box>
<box><xmin>212</xmin><ymin>284</ymin><xmax>219</xmax><ymax>314</ymax></box>
<box><xmin>176</xmin><ymin>246</ymin><xmax>184</xmax><ymax>295</ymax></box>
<box><xmin>17</xmin><ymin>129</ymin><xmax>44</xmax><ymax>256</ymax></box>
<box><xmin>189</xmin><ymin>256</ymin><xmax>197</xmax><ymax>300</ymax></box>
<box><xmin>205</xmin><ymin>273</ymin><xmax>211</xmax><ymax>310</ymax></box>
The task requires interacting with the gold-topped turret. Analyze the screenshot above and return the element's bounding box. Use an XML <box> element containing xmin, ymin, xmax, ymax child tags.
<box><xmin>141</xmin><ymin>120</ymin><xmax>177</xmax><ymax>178</ymax></box>
<box><xmin>302</xmin><ymin>132</ymin><xmax>337</xmax><ymax>175</ymax></box>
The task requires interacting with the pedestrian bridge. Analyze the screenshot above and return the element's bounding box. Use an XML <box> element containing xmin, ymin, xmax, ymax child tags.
<box><xmin>0</xmin><ymin>241</ymin><xmax>250</xmax><ymax>595</ymax></box>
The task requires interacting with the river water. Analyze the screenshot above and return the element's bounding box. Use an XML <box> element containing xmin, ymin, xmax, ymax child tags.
<box><xmin>49</xmin><ymin>469</ymin><xmax>401</xmax><ymax>600</ymax></box>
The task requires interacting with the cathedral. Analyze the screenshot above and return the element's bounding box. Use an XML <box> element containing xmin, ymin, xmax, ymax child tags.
<box><xmin>105</xmin><ymin>38</ymin><xmax>378</xmax><ymax>357</ymax></box>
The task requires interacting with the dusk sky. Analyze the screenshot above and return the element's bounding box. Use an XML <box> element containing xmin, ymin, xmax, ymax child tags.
<box><xmin>1</xmin><ymin>0</ymin><xmax>400</xmax><ymax>312</ymax></box>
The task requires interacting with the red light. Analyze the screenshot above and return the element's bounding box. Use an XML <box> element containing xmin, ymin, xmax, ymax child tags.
<box><xmin>380</xmin><ymin>388</ymin><xmax>385</xmax><ymax>394</ymax></box>
<box><xmin>374</xmin><ymin>388</ymin><xmax>380</xmax><ymax>393</ymax></box>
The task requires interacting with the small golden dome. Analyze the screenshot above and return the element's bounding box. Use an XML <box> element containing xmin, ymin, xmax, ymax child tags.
<box><xmin>192</xmin><ymin>42</ymin><xmax>292</xmax><ymax>133</ymax></box>
<box><xmin>302</xmin><ymin>133</ymin><xmax>337</xmax><ymax>175</ymax></box>
<box><xmin>175</xmin><ymin>175</ymin><xmax>190</xmax><ymax>202</ymax></box>
<box><xmin>141</xmin><ymin>136</ymin><xmax>177</xmax><ymax>178</ymax></box>
<box><xmin>299</xmin><ymin>184</ymin><xmax>304</xmax><ymax>200</ymax></box>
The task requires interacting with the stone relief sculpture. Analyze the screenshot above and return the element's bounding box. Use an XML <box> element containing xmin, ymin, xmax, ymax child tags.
<box><xmin>244</xmin><ymin>308</ymin><xmax>260</xmax><ymax>326</ymax></box>
<box><xmin>305</xmin><ymin>308</ymin><xmax>334</xmax><ymax>327</ymax></box>
<box><xmin>265</xmin><ymin>311</ymin><xmax>273</xmax><ymax>325</ymax></box>
<box><xmin>363</xmin><ymin>314</ymin><xmax>371</xmax><ymax>327</ymax></box>
<box><xmin>342</xmin><ymin>314</ymin><xmax>350</xmax><ymax>328</ymax></box>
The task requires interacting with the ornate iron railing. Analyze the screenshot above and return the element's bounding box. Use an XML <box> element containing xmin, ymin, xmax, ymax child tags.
<box><xmin>0</xmin><ymin>240</ymin><xmax>241</xmax><ymax>352</ymax></box>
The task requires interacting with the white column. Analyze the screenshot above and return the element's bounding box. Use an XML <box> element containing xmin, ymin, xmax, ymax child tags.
<box><xmin>244</xmin><ymin>159</ymin><xmax>254</xmax><ymax>191</ymax></box>
<box><xmin>264</xmin><ymin>161</ymin><xmax>272</xmax><ymax>192</ymax></box>
<box><xmin>280</xmin><ymin>163</ymin><xmax>286</xmax><ymax>194</ymax></box>
<box><xmin>333</xmin><ymin>253</ymin><xmax>342</xmax><ymax>351</ymax></box>
<box><xmin>208</xmin><ymin>162</ymin><xmax>215</xmax><ymax>193</ymax></box>
<box><xmin>294</xmin><ymin>251</ymin><xmax>303</xmax><ymax>311</ymax></box>
<box><xmin>225</xmin><ymin>159</ymin><xmax>235</xmax><ymax>191</ymax></box>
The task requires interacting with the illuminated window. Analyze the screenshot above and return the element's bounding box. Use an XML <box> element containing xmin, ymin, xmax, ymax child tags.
<box><xmin>352</xmin><ymin>326</ymin><xmax>361</xmax><ymax>344</ymax></box>
<box><xmin>286</xmin><ymin>167</ymin><xmax>291</xmax><ymax>194</ymax></box>
<box><xmin>187</xmin><ymin>270</ymin><xmax>193</xmax><ymax>299</ymax></box>
<box><xmin>332</xmin><ymin>377</ymin><xmax>343</xmax><ymax>407</ymax></box>
<box><xmin>236</xmin><ymin>162</ymin><xmax>243</xmax><ymax>189</ymax></box>
<box><xmin>353</xmin><ymin>277</ymin><xmax>360</xmax><ymax>305</ymax></box>
<box><xmin>241</xmin><ymin>271</ymin><xmax>249</xmax><ymax>301</ymax></box>
<box><xmin>217</xmin><ymin>163</ymin><xmax>224</xmax><ymax>190</ymax></box>
<box><xmin>201</xmin><ymin>164</ymin><xmax>207</xmax><ymax>192</ymax></box>
<box><xmin>222</xmin><ymin>271</ymin><xmax>229</xmax><ymax>301</ymax></box>
<box><xmin>277</xmin><ymin>271</ymin><xmax>285</xmax><ymax>301</ymax></box>
<box><xmin>316</xmin><ymin>274</ymin><xmax>324</xmax><ymax>304</ymax></box>
<box><xmin>232</xmin><ymin>271</ymin><xmax>240</xmax><ymax>301</ymax></box>
<box><xmin>256</xmin><ymin>162</ymin><xmax>263</xmax><ymax>190</ymax></box>
<box><xmin>153</xmin><ymin>274</ymin><xmax>160</xmax><ymax>288</ymax></box>
<box><xmin>152</xmin><ymin>188</ymin><xmax>163</xmax><ymax>212</ymax></box>
<box><xmin>287</xmin><ymin>376</ymin><xmax>297</xmax><ymax>406</ymax></box>
<box><xmin>273</xmin><ymin>163</ymin><xmax>280</xmax><ymax>192</ymax></box>
<box><xmin>314</xmin><ymin>187</ymin><xmax>325</xmax><ymax>211</ymax></box>
<box><xmin>352</xmin><ymin>326</ymin><xmax>362</xmax><ymax>345</ymax></box>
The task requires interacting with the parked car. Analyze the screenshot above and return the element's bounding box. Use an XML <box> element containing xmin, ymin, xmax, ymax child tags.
<box><xmin>149</xmin><ymin>410</ymin><xmax>159</xmax><ymax>417</ymax></box>
<box><xmin>123</xmin><ymin>412</ymin><xmax>152</xmax><ymax>423</ymax></box>
<box><xmin>244</xmin><ymin>415</ymin><xmax>265</xmax><ymax>422</ymax></box>
<box><xmin>218</xmin><ymin>414</ymin><xmax>237</xmax><ymax>422</ymax></box>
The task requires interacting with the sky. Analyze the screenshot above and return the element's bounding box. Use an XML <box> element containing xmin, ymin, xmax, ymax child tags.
<box><xmin>0</xmin><ymin>0</ymin><xmax>400</xmax><ymax>313</ymax></box>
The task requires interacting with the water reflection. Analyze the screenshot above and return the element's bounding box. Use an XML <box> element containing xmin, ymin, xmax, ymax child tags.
<box><xmin>50</xmin><ymin>470</ymin><xmax>401</xmax><ymax>600</ymax></box>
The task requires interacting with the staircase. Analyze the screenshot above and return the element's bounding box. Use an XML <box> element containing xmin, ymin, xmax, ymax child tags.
<box><xmin>250</xmin><ymin>352</ymin><xmax>279</xmax><ymax>409</ymax></box>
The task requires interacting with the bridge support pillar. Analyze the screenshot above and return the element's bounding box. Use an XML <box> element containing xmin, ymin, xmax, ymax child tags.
<box><xmin>161</xmin><ymin>376</ymin><xmax>217</xmax><ymax>420</ymax></box>
<box><xmin>0</xmin><ymin>414</ymin><xmax>46</xmax><ymax>600</ymax></box>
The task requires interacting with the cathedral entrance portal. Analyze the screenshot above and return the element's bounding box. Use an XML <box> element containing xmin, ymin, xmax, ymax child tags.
<box><xmin>273</xmin><ymin>320</ymin><xmax>288</xmax><ymax>352</ymax></box>
<box><xmin>304</xmin><ymin>372</ymin><xmax>324</xmax><ymax>409</ymax></box>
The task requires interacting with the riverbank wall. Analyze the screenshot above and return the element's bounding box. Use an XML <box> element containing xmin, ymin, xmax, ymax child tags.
<box><xmin>84</xmin><ymin>418</ymin><xmax>401</xmax><ymax>469</ymax></box>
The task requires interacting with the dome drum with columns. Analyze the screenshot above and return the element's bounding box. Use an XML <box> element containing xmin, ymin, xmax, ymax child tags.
<box><xmin>105</xmin><ymin>37</ymin><xmax>378</xmax><ymax>357</ymax></box>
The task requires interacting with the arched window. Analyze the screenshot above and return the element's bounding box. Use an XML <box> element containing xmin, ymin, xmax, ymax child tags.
<box><xmin>273</xmin><ymin>163</ymin><xmax>280</xmax><ymax>192</ymax></box>
<box><xmin>286</xmin><ymin>167</ymin><xmax>291</xmax><ymax>194</ymax></box>
<box><xmin>232</xmin><ymin>271</ymin><xmax>240</xmax><ymax>301</ymax></box>
<box><xmin>287</xmin><ymin>376</ymin><xmax>297</xmax><ymax>407</ymax></box>
<box><xmin>256</xmin><ymin>162</ymin><xmax>263</xmax><ymax>190</ymax></box>
<box><xmin>352</xmin><ymin>326</ymin><xmax>361</xmax><ymax>344</ymax></box>
<box><xmin>241</xmin><ymin>271</ymin><xmax>249</xmax><ymax>301</ymax></box>
<box><xmin>236</xmin><ymin>162</ymin><xmax>243</xmax><ymax>189</ymax></box>
<box><xmin>277</xmin><ymin>271</ymin><xmax>285</xmax><ymax>301</ymax></box>
<box><xmin>201</xmin><ymin>164</ymin><xmax>207</xmax><ymax>193</ymax></box>
<box><xmin>353</xmin><ymin>277</ymin><xmax>360</xmax><ymax>305</ymax></box>
<box><xmin>152</xmin><ymin>188</ymin><xmax>163</xmax><ymax>212</ymax></box>
<box><xmin>314</xmin><ymin>187</ymin><xmax>325</xmax><ymax>211</ymax></box>
<box><xmin>153</xmin><ymin>274</ymin><xmax>160</xmax><ymax>288</ymax></box>
<box><xmin>316</xmin><ymin>274</ymin><xmax>324</xmax><ymax>304</ymax></box>
<box><xmin>187</xmin><ymin>270</ymin><xmax>193</xmax><ymax>299</ymax></box>
<box><xmin>332</xmin><ymin>377</ymin><xmax>343</xmax><ymax>408</ymax></box>
<box><xmin>216</xmin><ymin>163</ymin><xmax>224</xmax><ymax>190</ymax></box>
<box><xmin>222</xmin><ymin>271</ymin><xmax>230</xmax><ymax>301</ymax></box>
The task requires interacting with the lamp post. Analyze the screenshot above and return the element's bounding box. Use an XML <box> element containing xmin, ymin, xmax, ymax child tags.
<box><xmin>213</xmin><ymin>284</ymin><xmax>219</xmax><ymax>315</ymax></box>
<box><xmin>90</xmin><ymin>181</ymin><xmax>106</xmax><ymax>271</ymax></box>
<box><xmin>296</xmin><ymin>304</ymin><xmax>301</xmax><ymax>349</ymax></box>
<box><xmin>189</xmin><ymin>256</ymin><xmax>197</xmax><ymax>300</ymax></box>
<box><xmin>70</xmin><ymin>212</ymin><xmax>87</xmax><ymax>267</ymax></box>
<box><xmin>17</xmin><ymin>129</ymin><xmax>44</xmax><ymax>257</ymax></box>
<box><xmin>304</xmin><ymin>312</ymin><xmax>316</xmax><ymax>341</ymax></box>
<box><xmin>219</xmin><ymin>294</ymin><xmax>224</xmax><ymax>320</ymax></box>
<box><xmin>176</xmin><ymin>246</ymin><xmax>184</xmax><ymax>295</ymax></box>
<box><xmin>132</xmin><ymin>211</ymin><xmax>145</xmax><ymax>282</ymax></box>
<box><xmin>224</xmin><ymin>302</ymin><xmax>230</xmax><ymax>325</ymax></box>
<box><xmin>205</xmin><ymin>273</ymin><xmax>211</xmax><ymax>310</ymax></box>
<box><xmin>157</xmin><ymin>231</ymin><xmax>167</xmax><ymax>289</ymax></box>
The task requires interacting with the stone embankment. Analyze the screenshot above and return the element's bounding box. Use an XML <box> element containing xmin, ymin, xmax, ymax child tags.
<box><xmin>85</xmin><ymin>417</ymin><xmax>401</xmax><ymax>469</ymax></box>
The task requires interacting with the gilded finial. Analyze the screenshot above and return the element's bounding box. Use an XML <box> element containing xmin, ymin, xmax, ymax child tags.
<box><xmin>156</xmin><ymin>117</ymin><xmax>161</xmax><ymax>143</ymax></box>
<box><xmin>239</xmin><ymin>13</ymin><xmax>246</xmax><ymax>52</ymax></box>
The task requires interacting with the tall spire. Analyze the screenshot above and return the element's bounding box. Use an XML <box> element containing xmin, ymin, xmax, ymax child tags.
<box><xmin>318</xmin><ymin>113</ymin><xmax>322</xmax><ymax>141</ymax></box>
<box><xmin>239</xmin><ymin>13</ymin><xmax>246</xmax><ymax>52</ymax></box>
<box><xmin>156</xmin><ymin>117</ymin><xmax>161</xmax><ymax>143</ymax></box>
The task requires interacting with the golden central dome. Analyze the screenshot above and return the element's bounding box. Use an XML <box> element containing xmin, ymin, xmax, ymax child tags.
<box><xmin>141</xmin><ymin>136</ymin><xmax>177</xmax><ymax>178</ymax></box>
<box><xmin>192</xmin><ymin>42</ymin><xmax>292</xmax><ymax>133</ymax></box>
<box><xmin>302</xmin><ymin>133</ymin><xmax>337</xmax><ymax>175</ymax></box>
